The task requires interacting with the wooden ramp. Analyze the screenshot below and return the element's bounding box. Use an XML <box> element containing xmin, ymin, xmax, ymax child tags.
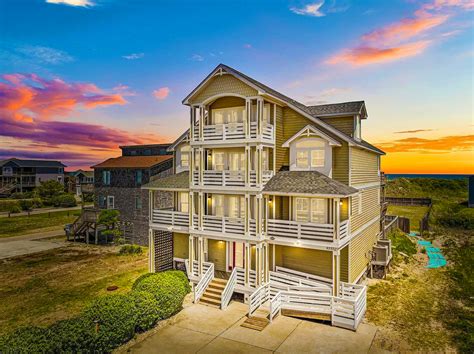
<box><xmin>241</xmin><ymin>308</ymin><xmax>271</xmax><ymax>331</ymax></box>
<box><xmin>199</xmin><ymin>278</ymin><xmax>227</xmax><ymax>308</ymax></box>
<box><xmin>281</xmin><ymin>309</ymin><xmax>331</xmax><ymax>321</ymax></box>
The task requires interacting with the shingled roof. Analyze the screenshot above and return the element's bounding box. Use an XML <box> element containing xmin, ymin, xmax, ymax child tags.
<box><xmin>307</xmin><ymin>101</ymin><xmax>366</xmax><ymax>118</ymax></box>
<box><xmin>0</xmin><ymin>158</ymin><xmax>66</xmax><ymax>168</ymax></box>
<box><xmin>263</xmin><ymin>171</ymin><xmax>359</xmax><ymax>197</ymax></box>
<box><xmin>142</xmin><ymin>171</ymin><xmax>189</xmax><ymax>190</ymax></box>
<box><xmin>91</xmin><ymin>155</ymin><xmax>172</xmax><ymax>169</ymax></box>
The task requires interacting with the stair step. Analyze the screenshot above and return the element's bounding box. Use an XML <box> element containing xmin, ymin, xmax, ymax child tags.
<box><xmin>202</xmin><ymin>291</ymin><xmax>221</xmax><ymax>301</ymax></box>
<box><xmin>206</xmin><ymin>286</ymin><xmax>224</xmax><ymax>294</ymax></box>
<box><xmin>212</xmin><ymin>278</ymin><xmax>228</xmax><ymax>285</ymax></box>
<box><xmin>200</xmin><ymin>297</ymin><xmax>221</xmax><ymax>307</ymax></box>
<box><xmin>241</xmin><ymin>316</ymin><xmax>269</xmax><ymax>331</ymax></box>
<box><xmin>208</xmin><ymin>283</ymin><xmax>225</xmax><ymax>291</ymax></box>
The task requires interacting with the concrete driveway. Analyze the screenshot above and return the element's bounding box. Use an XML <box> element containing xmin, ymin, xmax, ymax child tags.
<box><xmin>128</xmin><ymin>301</ymin><xmax>378</xmax><ymax>354</ymax></box>
<box><xmin>0</xmin><ymin>230</ymin><xmax>65</xmax><ymax>259</ymax></box>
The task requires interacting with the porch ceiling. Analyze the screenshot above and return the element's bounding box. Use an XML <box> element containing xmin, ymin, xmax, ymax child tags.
<box><xmin>262</xmin><ymin>171</ymin><xmax>358</xmax><ymax>197</ymax></box>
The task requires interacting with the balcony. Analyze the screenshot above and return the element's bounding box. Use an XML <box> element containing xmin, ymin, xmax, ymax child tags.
<box><xmin>192</xmin><ymin>170</ymin><xmax>274</xmax><ymax>188</ymax></box>
<box><xmin>192</xmin><ymin>122</ymin><xmax>274</xmax><ymax>143</ymax></box>
<box><xmin>266</xmin><ymin>219</ymin><xmax>350</xmax><ymax>246</ymax></box>
<box><xmin>192</xmin><ymin>215</ymin><xmax>259</xmax><ymax>239</ymax></box>
<box><xmin>151</xmin><ymin>209</ymin><xmax>189</xmax><ymax>232</ymax></box>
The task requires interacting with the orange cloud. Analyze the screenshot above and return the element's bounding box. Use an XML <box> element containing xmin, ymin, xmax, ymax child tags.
<box><xmin>326</xmin><ymin>41</ymin><xmax>430</xmax><ymax>65</ymax></box>
<box><xmin>375</xmin><ymin>135</ymin><xmax>474</xmax><ymax>153</ymax></box>
<box><xmin>153</xmin><ymin>87</ymin><xmax>170</xmax><ymax>100</ymax></box>
<box><xmin>326</xmin><ymin>0</ymin><xmax>472</xmax><ymax>66</ymax></box>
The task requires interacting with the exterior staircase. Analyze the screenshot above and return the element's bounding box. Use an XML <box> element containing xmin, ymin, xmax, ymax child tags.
<box><xmin>199</xmin><ymin>278</ymin><xmax>227</xmax><ymax>308</ymax></box>
<box><xmin>241</xmin><ymin>308</ymin><xmax>271</xmax><ymax>331</ymax></box>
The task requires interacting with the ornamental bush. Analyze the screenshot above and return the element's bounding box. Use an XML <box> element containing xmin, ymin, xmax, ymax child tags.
<box><xmin>0</xmin><ymin>326</ymin><xmax>54</xmax><ymax>353</ymax></box>
<box><xmin>48</xmin><ymin>316</ymin><xmax>96</xmax><ymax>352</ymax></box>
<box><xmin>119</xmin><ymin>244</ymin><xmax>143</xmax><ymax>255</ymax></box>
<box><xmin>82</xmin><ymin>293</ymin><xmax>137</xmax><ymax>352</ymax></box>
<box><xmin>132</xmin><ymin>271</ymin><xmax>190</xmax><ymax>319</ymax></box>
<box><xmin>129</xmin><ymin>291</ymin><xmax>161</xmax><ymax>332</ymax></box>
<box><xmin>52</xmin><ymin>193</ymin><xmax>77</xmax><ymax>207</ymax></box>
<box><xmin>19</xmin><ymin>199</ymin><xmax>34</xmax><ymax>211</ymax></box>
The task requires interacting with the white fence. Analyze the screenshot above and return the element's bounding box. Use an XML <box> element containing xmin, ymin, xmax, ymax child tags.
<box><xmin>269</xmin><ymin>291</ymin><xmax>282</xmax><ymax>322</ymax></box>
<box><xmin>248</xmin><ymin>283</ymin><xmax>270</xmax><ymax>316</ymax></box>
<box><xmin>200</xmin><ymin>215</ymin><xmax>258</xmax><ymax>237</ymax></box>
<box><xmin>221</xmin><ymin>267</ymin><xmax>237</xmax><ymax>310</ymax></box>
<box><xmin>192</xmin><ymin>170</ymin><xmax>274</xmax><ymax>188</ymax></box>
<box><xmin>267</xmin><ymin>219</ymin><xmax>350</xmax><ymax>243</ymax></box>
<box><xmin>152</xmin><ymin>209</ymin><xmax>189</xmax><ymax>228</ymax></box>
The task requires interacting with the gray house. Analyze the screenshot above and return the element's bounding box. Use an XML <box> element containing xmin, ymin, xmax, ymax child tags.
<box><xmin>0</xmin><ymin>158</ymin><xmax>66</xmax><ymax>196</ymax></box>
<box><xmin>92</xmin><ymin>144</ymin><xmax>173</xmax><ymax>245</ymax></box>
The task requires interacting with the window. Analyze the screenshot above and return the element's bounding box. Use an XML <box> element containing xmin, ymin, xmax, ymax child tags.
<box><xmin>228</xmin><ymin>152</ymin><xmax>245</xmax><ymax>171</ymax></box>
<box><xmin>135</xmin><ymin>170</ymin><xmax>143</xmax><ymax>185</ymax></box>
<box><xmin>213</xmin><ymin>152</ymin><xmax>225</xmax><ymax>171</ymax></box>
<box><xmin>98</xmin><ymin>195</ymin><xmax>106</xmax><ymax>208</ymax></box>
<box><xmin>2</xmin><ymin>167</ymin><xmax>13</xmax><ymax>176</ymax></box>
<box><xmin>228</xmin><ymin>196</ymin><xmax>245</xmax><ymax>219</ymax></box>
<box><xmin>179</xmin><ymin>192</ymin><xmax>189</xmax><ymax>213</ymax></box>
<box><xmin>262</xmin><ymin>150</ymin><xmax>269</xmax><ymax>170</ymax></box>
<box><xmin>102</xmin><ymin>170</ymin><xmax>111</xmax><ymax>185</ymax></box>
<box><xmin>295</xmin><ymin>197</ymin><xmax>327</xmax><ymax>223</ymax></box>
<box><xmin>180</xmin><ymin>145</ymin><xmax>190</xmax><ymax>168</ymax></box>
<box><xmin>213</xmin><ymin>195</ymin><xmax>224</xmax><ymax>216</ymax></box>
<box><xmin>354</xmin><ymin>116</ymin><xmax>361</xmax><ymax>140</ymax></box>
<box><xmin>135</xmin><ymin>196</ymin><xmax>142</xmax><ymax>210</ymax></box>
<box><xmin>294</xmin><ymin>138</ymin><xmax>326</xmax><ymax>170</ymax></box>
<box><xmin>107</xmin><ymin>195</ymin><xmax>114</xmax><ymax>209</ymax></box>
<box><xmin>212</xmin><ymin>107</ymin><xmax>245</xmax><ymax>125</ymax></box>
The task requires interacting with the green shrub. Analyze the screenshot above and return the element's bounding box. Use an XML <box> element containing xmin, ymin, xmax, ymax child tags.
<box><xmin>119</xmin><ymin>244</ymin><xmax>143</xmax><ymax>255</ymax></box>
<box><xmin>82</xmin><ymin>293</ymin><xmax>137</xmax><ymax>352</ymax></box>
<box><xmin>0</xmin><ymin>326</ymin><xmax>54</xmax><ymax>353</ymax></box>
<box><xmin>388</xmin><ymin>229</ymin><xmax>417</xmax><ymax>262</ymax></box>
<box><xmin>52</xmin><ymin>193</ymin><xmax>77</xmax><ymax>208</ymax></box>
<box><xmin>82</xmin><ymin>192</ymin><xmax>95</xmax><ymax>203</ymax></box>
<box><xmin>36</xmin><ymin>180</ymin><xmax>65</xmax><ymax>205</ymax></box>
<box><xmin>9</xmin><ymin>204</ymin><xmax>21</xmax><ymax>213</ymax></box>
<box><xmin>32</xmin><ymin>197</ymin><xmax>43</xmax><ymax>208</ymax></box>
<box><xmin>19</xmin><ymin>199</ymin><xmax>34</xmax><ymax>211</ymax></box>
<box><xmin>129</xmin><ymin>291</ymin><xmax>161</xmax><ymax>332</ymax></box>
<box><xmin>132</xmin><ymin>271</ymin><xmax>190</xmax><ymax>319</ymax></box>
<box><xmin>0</xmin><ymin>200</ymin><xmax>20</xmax><ymax>212</ymax></box>
<box><xmin>48</xmin><ymin>316</ymin><xmax>96</xmax><ymax>352</ymax></box>
<box><xmin>437</xmin><ymin>206</ymin><xmax>474</xmax><ymax>230</ymax></box>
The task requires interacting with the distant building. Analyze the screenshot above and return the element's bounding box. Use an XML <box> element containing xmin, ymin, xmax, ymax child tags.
<box><xmin>469</xmin><ymin>176</ymin><xmax>474</xmax><ymax>208</ymax></box>
<box><xmin>67</xmin><ymin>170</ymin><xmax>94</xmax><ymax>196</ymax></box>
<box><xmin>0</xmin><ymin>158</ymin><xmax>66</xmax><ymax>196</ymax></box>
<box><xmin>92</xmin><ymin>144</ymin><xmax>173</xmax><ymax>245</ymax></box>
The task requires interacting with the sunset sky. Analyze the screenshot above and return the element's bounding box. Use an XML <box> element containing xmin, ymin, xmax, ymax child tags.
<box><xmin>0</xmin><ymin>0</ymin><xmax>473</xmax><ymax>173</ymax></box>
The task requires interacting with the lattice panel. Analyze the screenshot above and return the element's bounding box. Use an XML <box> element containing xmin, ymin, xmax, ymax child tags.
<box><xmin>153</xmin><ymin>230</ymin><xmax>173</xmax><ymax>272</ymax></box>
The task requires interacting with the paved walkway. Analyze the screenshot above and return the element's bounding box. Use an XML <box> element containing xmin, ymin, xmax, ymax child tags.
<box><xmin>0</xmin><ymin>230</ymin><xmax>66</xmax><ymax>259</ymax></box>
<box><xmin>128</xmin><ymin>302</ymin><xmax>378</xmax><ymax>354</ymax></box>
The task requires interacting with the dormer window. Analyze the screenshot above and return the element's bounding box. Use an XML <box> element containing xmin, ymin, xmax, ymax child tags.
<box><xmin>180</xmin><ymin>145</ymin><xmax>190</xmax><ymax>168</ymax></box>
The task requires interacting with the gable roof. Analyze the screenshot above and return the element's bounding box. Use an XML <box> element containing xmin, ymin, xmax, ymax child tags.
<box><xmin>0</xmin><ymin>158</ymin><xmax>66</xmax><ymax>168</ymax></box>
<box><xmin>282</xmin><ymin>125</ymin><xmax>342</xmax><ymax>148</ymax></box>
<box><xmin>91</xmin><ymin>155</ymin><xmax>172</xmax><ymax>169</ymax></box>
<box><xmin>167</xmin><ymin>130</ymin><xmax>190</xmax><ymax>152</ymax></box>
<box><xmin>263</xmin><ymin>171</ymin><xmax>359</xmax><ymax>197</ymax></box>
<box><xmin>182</xmin><ymin>64</ymin><xmax>384</xmax><ymax>155</ymax></box>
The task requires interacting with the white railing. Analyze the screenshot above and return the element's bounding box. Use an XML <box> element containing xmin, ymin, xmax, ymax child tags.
<box><xmin>194</xmin><ymin>262</ymin><xmax>214</xmax><ymax>303</ymax></box>
<box><xmin>248</xmin><ymin>283</ymin><xmax>270</xmax><ymax>316</ymax></box>
<box><xmin>193</xmin><ymin>170</ymin><xmax>274</xmax><ymax>188</ymax></box>
<box><xmin>201</xmin><ymin>215</ymin><xmax>258</xmax><ymax>238</ymax></box>
<box><xmin>221</xmin><ymin>267</ymin><xmax>237</xmax><ymax>310</ymax></box>
<box><xmin>274</xmin><ymin>266</ymin><xmax>333</xmax><ymax>288</ymax></box>
<box><xmin>236</xmin><ymin>267</ymin><xmax>257</xmax><ymax>288</ymax></box>
<box><xmin>267</xmin><ymin>219</ymin><xmax>334</xmax><ymax>243</ymax></box>
<box><xmin>192</xmin><ymin>122</ymin><xmax>274</xmax><ymax>142</ymax></box>
<box><xmin>152</xmin><ymin>209</ymin><xmax>189</xmax><ymax>228</ymax></box>
<box><xmin>281</xmin><ymin>291</ymin><xmax>334</xmax><ymax>315</ymax></box>
<box><xmin>332</xmin><ymin>282</ymin><xmax>367</xmax><ymax>330</ymax></box>
<box><xmin>269</xmin><ymin>291</ymin><xmax>282</xmax><ymax>322</ymax></box>
<box><xmin>339</xmin><ymin>220</ymin><xmax>350</xmax><ymax>240</ymax></box>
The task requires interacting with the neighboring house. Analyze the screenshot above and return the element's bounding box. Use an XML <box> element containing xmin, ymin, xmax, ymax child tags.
<box><xmin>67</xmin><ymin>170</ymin><xmax>94</xmax><ymax>196</ymax></box>
<box><xmin>0</xmin><ymin>158</ymin><xmax>66</xmax><ymax>195</ymax></box>
<box><xmin>143</xmin><ymin>64</ymin><xmax>387</xmax><ymax>330</ymax></box>
<box><xmin>92</xmin><ymin>144</ymin><xmax>173</xmax><ymax>245</ymax></box>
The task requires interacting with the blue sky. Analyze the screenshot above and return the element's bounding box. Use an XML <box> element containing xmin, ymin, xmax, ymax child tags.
<box><xmin>0</xmin><ymin>0</ymin><xmax>473</xmax><ymax>172</ymax></box>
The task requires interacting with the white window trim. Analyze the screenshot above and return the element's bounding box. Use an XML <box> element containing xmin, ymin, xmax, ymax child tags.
<box><xmin>294</xmin><ymin>197</ymin><xmax>327</xmax><ymax>223</ymax></box>
<box><xmin>212</xmin><ymin>106</ymin><xmax>245</xmax><ymax>125</ymax></box>
<box><xmin>107</xmin><ymin>195</ymin><xmax>114</xmax><ymax>209</ymax></box>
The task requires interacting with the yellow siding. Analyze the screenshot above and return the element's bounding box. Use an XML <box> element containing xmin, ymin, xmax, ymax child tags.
<box><xmin>208</xmin><ymin>239</ymin><xmax>227</xmax><ymax>272</ymax></box>
<box><xmin>275</xmin><ymin>105</ymin><xmax>285</xmax><ymax>171</ymax></box>
<box><xmin>351</xmin><ymin>147</ymin><xmax>379</xmax><ymax>185</ymax></box>
<box><xmin>173</xmin><ymin>232</ymin><xmax>189</xmax><ymax>259</ymax></box>
<box><xmin>349</xmin><ymin>221</ymin><xmax>379</xmax><ymax>282</ymax></box>
<box><xmin>350</xmin><ymin>187</ymin><xmax>380</xmax><ymax>233</ymax></box>
<box><xmin>189</xmin><ymin>75</ymin><xmax>257</xmax><ymax>104</ymax></box>
<box><xmin>210</xmin><ymin>96</ymin><xmax>245</xmax><ymax>109</ymax></box>
<box><xmin>332</xmin><ymin>143</ymin><xmax>349</xmax><ymax>185</ymax></box>
<box><xmin>340</xmin><ymin>245</ymin><xmax>349</xmax><ymax>282</ymax></box>
<box><xmin>274</xmin><ymin>245</ymin><xmax>333</xmax><ymax>279</ymax></box>
<box><xmin>321</xmin><ymin>116</ymin><xmax>354</xmax><ymax>136</ymax></box>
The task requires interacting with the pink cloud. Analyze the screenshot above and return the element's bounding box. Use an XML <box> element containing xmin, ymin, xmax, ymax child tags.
<box><xmin>0</xmin><ymin>73</ymin><xmax>163</xmax><ymax>151</ymax></box>
<box><xmin>326</xmin><ymin>0</ymin><xmax>472</xmax><ymax>66</ymax></box>
<box><xmin>153</xmin><ymin>87</ymin><xmax>170</xmax><ymax>100</ymax></box>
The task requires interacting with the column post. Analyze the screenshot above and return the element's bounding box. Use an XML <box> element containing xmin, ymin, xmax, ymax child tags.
<box><xmin>334</xmin><ymin>198</ymin><xmax>341</xmax><ymax>241</ymax></box>
<box><xmin>148</xmin><ymin>229</ymin><xmax>154</xmax><ymax>273</ymax></box>
<box><xmin>244</xmin><ymin>194</ymin><xmax>250</xmax><ymax>236</ymax></box>
<box><xmin>198</xmin><ymin>236</ymin><xmax>204</xmax><ymax>275</ymax></box>
<box><xmin>189</xmin><ymin>235</ymin><xmax>195</xmax><ymax>276</ymax></box>
<box><xmin>199</xmin><ymin>105</ymin><xmax>204</xmax><ymax>141</ymax></box>
<box><xmin>333</xmin><ymin>250</ymin><xmax>341</xmax><ymax>296</ymax></box>
<box><xmin>190</xmin><ymin>106</ymin><xmax>195</xmax><ymax>142</ymax></box>
<box><xmin>198</xmin><ymin>192</ymin><xmax>204</xmax><ymax>230</ymax></box>
<box><xmin>245</xmin><ymin>242</ymin><xmax>250</xmax><ymax>286</ymax></box>
<box><xmin>189</xmin><ymin>192</ymin><xmax>194</xmax><ymax>229</ymax></box>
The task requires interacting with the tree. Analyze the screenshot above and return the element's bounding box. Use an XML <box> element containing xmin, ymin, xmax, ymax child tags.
<box><xmin>36</xmin><ymin>180</ymin><xmax>65</xmax><ymax>205</ymax></box>
<box><xmin>97</xmin><ymin>209</ymin><xmax>123</xmax><ymax>243</ymax></box>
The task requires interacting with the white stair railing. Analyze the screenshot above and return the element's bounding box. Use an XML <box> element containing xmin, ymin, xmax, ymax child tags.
<box><xmin>269</xmin><ymin>291</ymin><xmax>282</xmax><ymax>322</ymax></box>
<box><xmin>221</xmin><ymin>267</ymin><xmax>237</xmax><ymax>310</ymax></box>
<box><xmin>248</xmin><ymin>283</ymin><xmax>270</xmax><ymax>316</ymax></box>
<box><xmin>194</xmin><ymin>263</ymin><xmax>214</xmax><ymax>303</ymax></box>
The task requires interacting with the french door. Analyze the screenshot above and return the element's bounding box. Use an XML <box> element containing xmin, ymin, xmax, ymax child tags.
<box><xmin>228</xmin><ymin>241</ymin><xmax>245</xmax><ymax>270</ymax></box>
